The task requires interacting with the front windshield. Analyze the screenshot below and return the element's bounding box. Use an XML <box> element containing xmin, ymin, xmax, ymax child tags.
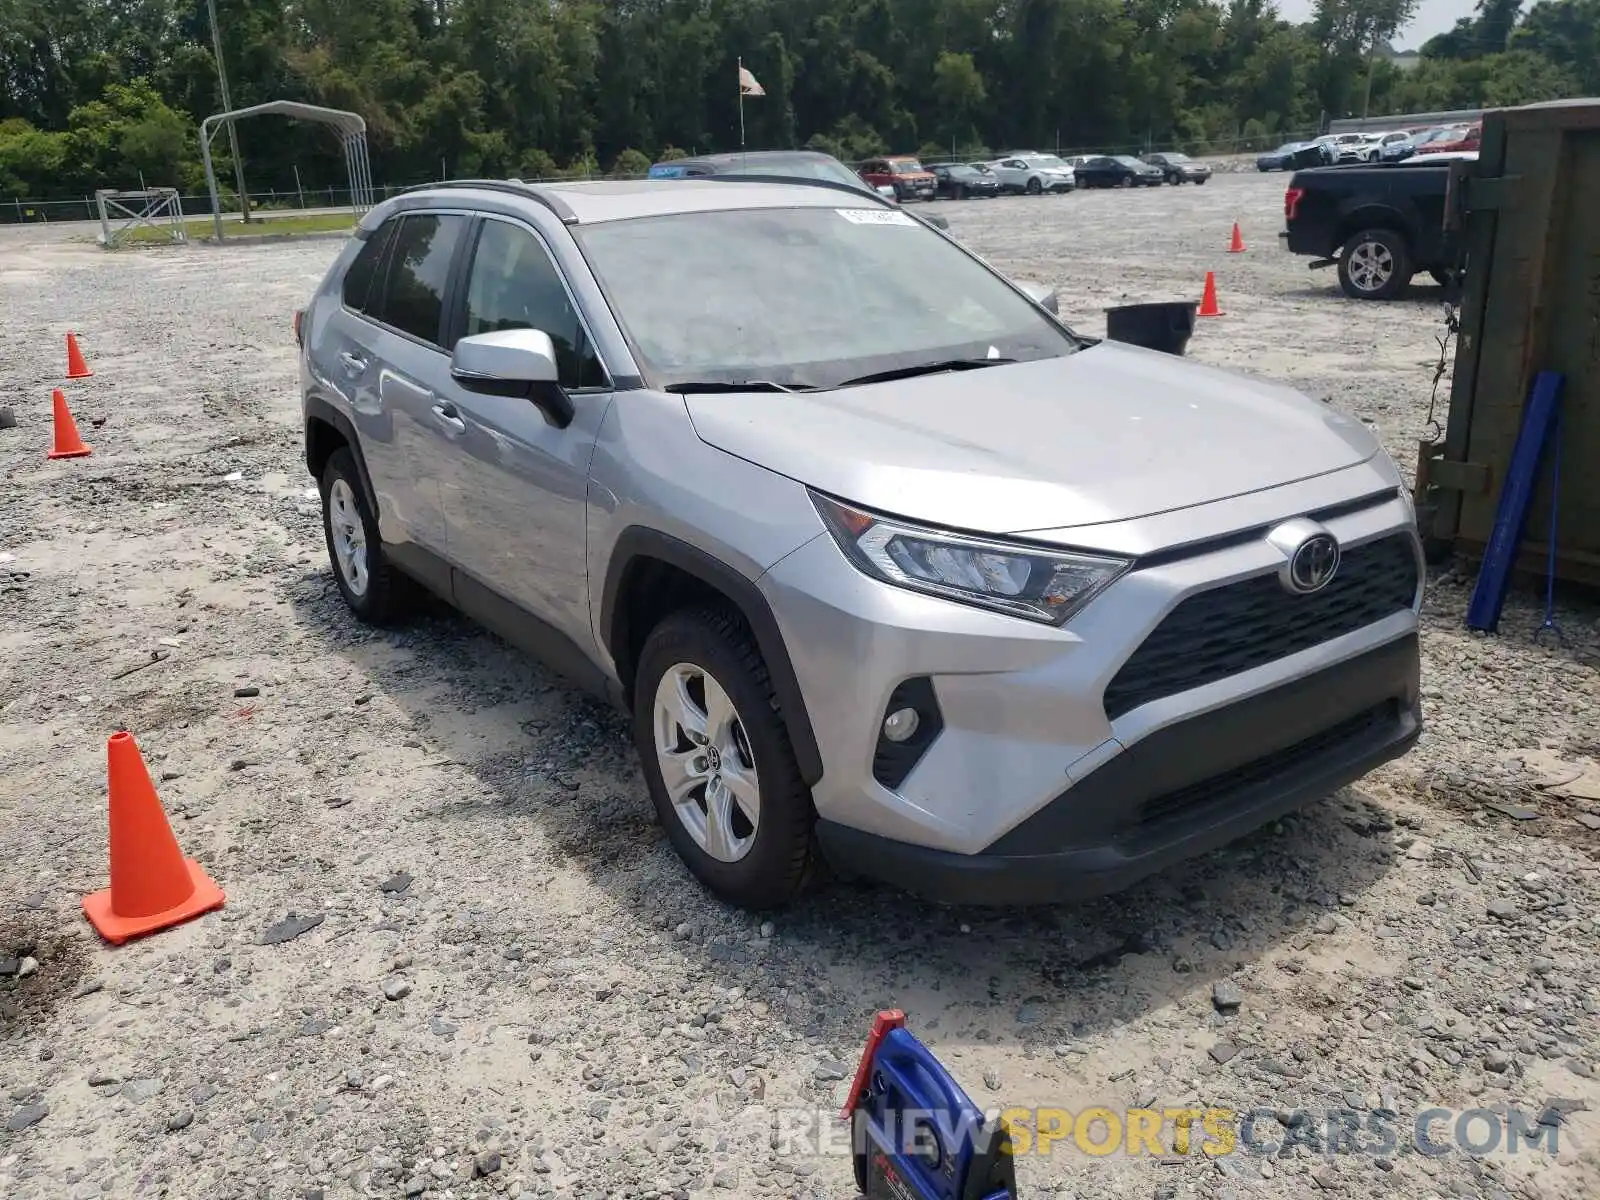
<box><xmin>892</xmin><ymin>160</ymin><xmax>925</xmax><ymax>174</ymax></box>
<box><xmin>1114</xmin><ymin>156</ymin><xmax>1144</xmax><ymax>167</ymax></box>
<box><xmin>1162</xmin><ymin>153</ymin><xmax>1190</xmax><ymax>162</ymax></box>
<box><xmin>1027</xmin><ymin>155</ymin><xmax>1067</xmax><ymax>168</ymax></box>
<box><xmin>574</xmin><ymin>206</ymin><xmax>1078</xmax><ymax>390</ymax></box>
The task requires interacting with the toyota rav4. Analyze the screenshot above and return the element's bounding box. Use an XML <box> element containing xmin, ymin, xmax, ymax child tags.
<box><xmin>298</xmin><ymin>177</ymin><xmax>1423</xmax><ymax>910</ymax></box>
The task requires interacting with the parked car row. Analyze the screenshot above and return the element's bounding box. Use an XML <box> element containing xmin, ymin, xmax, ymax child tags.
<box><xmin>646</xmin><ymin>147</ymin><xmax>1220</xmax><ymax>208</ymax></box>
<box><xmin>1257</xmin><ymin>122</ymin><xmax>1483</xmax><ymax>172</ymax></box>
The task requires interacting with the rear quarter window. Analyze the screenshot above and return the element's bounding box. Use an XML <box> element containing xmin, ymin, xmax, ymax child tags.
<box><xmin>341</xmin><ymin>219</ymin><xmax>396</xmax><ymax>314</ymax></box>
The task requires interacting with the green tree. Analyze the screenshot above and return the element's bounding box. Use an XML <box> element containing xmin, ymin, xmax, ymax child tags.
<box><xmin>932</xmin><ymin>50</ymin><xmax>985</xmax><ymax>150</ymax></box>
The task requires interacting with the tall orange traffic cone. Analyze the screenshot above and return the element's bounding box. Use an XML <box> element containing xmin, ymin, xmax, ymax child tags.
<box><xmin>1228</xmin><ymin>222</ymin><xmax>1246</xmax><ymax>253</ymax></box>
<box><xmin>1198</xmin><ymin>270</ymin><xmax>1225</xmax><ymax>317</ymax></box>
<box><xmin>82</xmin><ymin>732</ymin><xmax>225</xmax><ymax>945</ymax></box>
<box><xmin>46</xmin><ymin>388</ymin><xmax>92</xmax><ymax>459</ymax></box>
<box><xmin>66</xmin><ymin>331</ymin><xmax>93</xmax><ymax>379</ymax></box>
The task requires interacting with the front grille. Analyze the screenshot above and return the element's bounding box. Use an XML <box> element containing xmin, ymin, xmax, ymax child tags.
<box><xmin>1138</xmin><ymin>701</ymin><xmax>1398</xmax><ymax>828</ymax></box>
<box><xmin>1103</xmin><ymin>533</ymin><xmax>1418</xmax><ymax>720</ymax></box>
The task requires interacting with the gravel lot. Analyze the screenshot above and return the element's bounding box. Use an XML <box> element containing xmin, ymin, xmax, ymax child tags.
<box><xmin>2</xmin><ymin>173</ymin><xmax>1598</xmax><ymax>1200</ymax></box>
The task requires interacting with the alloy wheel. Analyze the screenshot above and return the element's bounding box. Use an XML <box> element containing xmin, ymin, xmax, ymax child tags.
<box><xmin>1347</xmin><ymin>240</ymin><xmax>1395</xmax><ymax>293</ymax></box>
<box><xmin>328</xmin><ymin>478</ymin><xmax>369</xmax><ymax>597</ymax></box>
<box><xmin>653</xmin><ymin>663</ymin><xmax>760</xmax><ymax>863</ymax></box>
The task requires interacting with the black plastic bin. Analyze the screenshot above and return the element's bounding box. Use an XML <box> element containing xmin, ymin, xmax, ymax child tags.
<box><xmin>1103</xmin><ymin>301</ymin><xmax>1198</xmax><ymax>356</ymax></box>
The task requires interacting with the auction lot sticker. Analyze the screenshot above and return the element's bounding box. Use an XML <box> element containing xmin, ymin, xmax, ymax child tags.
<box><xmin>838</xmin><ymin>208</ymin><xmax>918</xmax><ymax>226</ymax></box>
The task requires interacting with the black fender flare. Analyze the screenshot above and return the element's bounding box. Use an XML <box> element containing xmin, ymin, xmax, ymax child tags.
<box><xmin>600</xmin><ymin>527</ymin><xmax>824</xmax><ymax>786</ymax></box>
<box><xmin>304</xmin><ymin>397</ymin><xmax>379</xmax><ymax>520</ymax></box>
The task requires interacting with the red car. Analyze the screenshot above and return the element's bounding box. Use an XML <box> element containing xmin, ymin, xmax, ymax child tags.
<box><xmin>1416</xmin><ymin>123</ymin><xmax>1481</xmax><ymax>155</ymax></box>
<box><xmin>857</xmin><ymin>155</ymin><xmax>937</xmax><ymax>202</ymax></box>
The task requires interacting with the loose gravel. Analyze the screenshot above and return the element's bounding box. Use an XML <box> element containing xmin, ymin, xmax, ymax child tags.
<box><xmin>2</xmin><ymin>174</ymin><xmax>1598</xmax><ymax>1200</ymax></box>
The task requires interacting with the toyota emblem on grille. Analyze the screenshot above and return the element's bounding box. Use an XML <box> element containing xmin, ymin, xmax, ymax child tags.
<box><xmin>1287</xmin><ymin>534</ymin><xmax>1341</xmax><ymax>593</ymax></box>
<box><xmin>1265</xmin><ymin>519</ymin><xmax>1341</xmax><ymax>595</ymax></box>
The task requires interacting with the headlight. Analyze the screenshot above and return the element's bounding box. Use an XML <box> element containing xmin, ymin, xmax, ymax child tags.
<box><xmin>811</xmin><ymin>492</ymin><xmax>1130</xmax><ymax>625</ymax></box>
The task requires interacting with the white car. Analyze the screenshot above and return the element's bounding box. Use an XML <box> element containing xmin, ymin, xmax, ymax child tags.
<box><xmin>983</xmin><ymin>153</ymin><xmax>1076</xmax><ymax>194</ymax></box>
<box><xmin>1338</xmin><ymin>132</ymin><xmax>1409</xmax><ymax>163</ymax></box>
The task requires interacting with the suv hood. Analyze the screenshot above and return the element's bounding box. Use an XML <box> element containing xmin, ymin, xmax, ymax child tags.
<box><xmin>683</xmin><ymin>343</ymin><xmax>1379</xmax><ymax>536</ymax></box>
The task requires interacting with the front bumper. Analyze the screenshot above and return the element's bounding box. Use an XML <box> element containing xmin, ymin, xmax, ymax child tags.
<box><xmin>818</xmin><ymin>633</ymin><xmax>1420</xmax><ymax>905</ymax></box>
<box><xmin>757</xmin><ymin>477</ymin><xmax>1423</xmax><ymax>905</ymax></box>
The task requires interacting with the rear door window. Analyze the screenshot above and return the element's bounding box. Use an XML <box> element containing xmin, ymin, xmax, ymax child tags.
<box><xmin>368</xmin><ymin>213</ymin><xmax>468</xmax><ymax>347</ymax></box>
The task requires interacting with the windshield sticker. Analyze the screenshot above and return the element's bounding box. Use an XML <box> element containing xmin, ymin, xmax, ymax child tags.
<box><xmin>837</xmin><ymin>208</ymin><xmax>918</xmax><ymax>226</ymax></box>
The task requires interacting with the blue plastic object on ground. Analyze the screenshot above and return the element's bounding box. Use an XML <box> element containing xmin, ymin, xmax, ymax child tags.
<box><xmin>842</xmin><ymin>1011</ymin><xmax>1018</xmax><ymax>1200</ymax></box>
<box><xmin>1466</xmin><ymin>370</ymin><xmax>1565</xmax><ymax>633</ymax></box>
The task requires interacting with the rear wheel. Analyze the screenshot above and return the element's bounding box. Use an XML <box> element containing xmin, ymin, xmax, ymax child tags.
<box><xmin>634</xmin><ymin>608</ymin><xmax>816</xmax><ymax>909</ymax></box>
<box><xmin>1337</xmin><ymin>228</ymin><xmax>1412</xmax><ymax>301</ymax></box>
<box><xmin>319</xmin><ymin>447</ymin><xmax>413</xmax><ymax>624</ymax></box>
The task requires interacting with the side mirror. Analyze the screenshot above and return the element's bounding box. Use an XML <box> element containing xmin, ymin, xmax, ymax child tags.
<box><xmin>450</xmin><ymin>328</ymin><xmax>574</xmax><ymax>428</ymax></box>
<box><xmin>1016</xmin><ymin>279</ymin><xmax>1060</xmax><ymax>315</ymax></box>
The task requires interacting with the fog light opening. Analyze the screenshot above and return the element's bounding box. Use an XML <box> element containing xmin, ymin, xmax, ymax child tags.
<box><xmin>882</xmin><ymin>707</ymin><xmax>921</xmax><ymax>743</ymax></box>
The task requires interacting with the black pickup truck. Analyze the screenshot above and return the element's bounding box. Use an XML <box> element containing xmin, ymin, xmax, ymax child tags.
<box><xmin>1280</xmin><ymin>157</ymin><xmax>1463</xmax><ymax>300</ymax></box>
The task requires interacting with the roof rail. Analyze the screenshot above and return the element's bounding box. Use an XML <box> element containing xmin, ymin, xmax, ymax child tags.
<box><xmin>397</xmin><ymin>178</ymin><xmax>578</xmax><ymax>224</ymax></box>
<box><xmin>694</xmin><ymin>173</ymin><xmax>893</xmax><ymax>206</ymax></box>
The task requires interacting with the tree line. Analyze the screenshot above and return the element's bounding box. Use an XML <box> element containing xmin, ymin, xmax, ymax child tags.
<box><xmin>0</xmin><ymin>0</ymin><xmax>1595</xmax><ymax>204</ymax></box>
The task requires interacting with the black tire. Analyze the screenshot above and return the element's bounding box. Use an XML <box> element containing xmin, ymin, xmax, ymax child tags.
<box><xmin>319</xmin><ymin>446</ymin><xmax>413</xmax><ymax>624</ymax></box>
<box><xmin>1025</xmin><ymin>176</ymin><xmax>1042</xmax><ymax>195</ymax></box>
<box><xmin>1337</xmin><ymin>227</ymin><xmax>1412</xmax><ymax>301</ymax></box>
<box><xmin>1168</xmin><ymin>175</ymin><xmax>1180</xmax><ymax>185</ymax></box>
<box><xmin>1195</xmin><ymin>177</ymin><xmax>1208</xmax><ymax>185</ymax></box>
<box><xmin>633</xmin><ymin>607</ymin><xmax>815</xmax><ymax>910</ymax></box>
<box><xmin>956</xmin><ymin>184</ymin><xmax>968</xmax><ymax>200</ymax></box>
<box><xmin>1119</xmin><ymin>175</ymin><xmax>1134</xmax><ymax>187</ymax></box>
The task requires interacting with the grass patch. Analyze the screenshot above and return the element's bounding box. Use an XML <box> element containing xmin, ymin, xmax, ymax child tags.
<box><xmin>117</xmin><ymin>212</ymin><xmax>356</xmax><ymax>245</ymax></box>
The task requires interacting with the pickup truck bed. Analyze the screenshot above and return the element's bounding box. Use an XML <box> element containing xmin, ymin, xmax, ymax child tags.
<box><xmin>1281</xmin><ymin>159</ymin><xmax>1460</xmax><ymax>300</ymax></box>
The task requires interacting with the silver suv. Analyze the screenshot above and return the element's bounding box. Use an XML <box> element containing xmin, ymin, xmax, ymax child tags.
<box><xmin>298</xmin><ymin>177</ymin><xmax>1423</xmax><ymax>910</ymax></box>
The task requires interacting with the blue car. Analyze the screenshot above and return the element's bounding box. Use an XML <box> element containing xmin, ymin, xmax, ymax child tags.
<box><xmin>1256</xmin><ymin>141</ymin><xmax>1336</xmax><ymax>172</ymax></box>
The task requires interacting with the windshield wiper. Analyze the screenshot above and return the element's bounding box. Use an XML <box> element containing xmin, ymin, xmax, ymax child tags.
<box><xmin>664</xmin><ymin>379</ymin><xmax>815</xmax><ymax>394</ymax></box>
<box><xmin>834</xmin><ymin>357</ymin><xmax>1016</xmax><ymax>389</ymax></box>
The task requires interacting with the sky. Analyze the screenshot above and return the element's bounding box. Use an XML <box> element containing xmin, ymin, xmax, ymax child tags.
<box><xmin>1274</xmin><ymin>0</ymin><xmax>1479</xmax><ymax>50</ymax></box>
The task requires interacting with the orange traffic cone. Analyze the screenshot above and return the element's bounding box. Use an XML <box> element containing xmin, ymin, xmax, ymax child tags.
<box><xmin>66</xmin><ymin>331</ymin><xmax>93</xmax><ymax>379</ymax></box>
<box><xmin>81</xmin><ymin>732</ymin><xmax>225</xmax><ymax>945</ymax></box>
<box><xmin>46</xmin><ymin>388</ymin><xmax>92</xmax><ymax>459</ymax></box>
<box><xmin>1198</xmin><ymin>270</ymin><xmax>1225</xmax><ymax>317</ymax></box>
<box><xmin>1228</xmin><ymin>222</ymin><xmax>1246</xmax><ymax>253</ymax></box>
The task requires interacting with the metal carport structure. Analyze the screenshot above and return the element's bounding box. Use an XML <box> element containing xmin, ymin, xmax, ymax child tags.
<box><xmin>198</xmin><ymin>101</ymin><xmax>375</xmax><ymax>241</ymax></box>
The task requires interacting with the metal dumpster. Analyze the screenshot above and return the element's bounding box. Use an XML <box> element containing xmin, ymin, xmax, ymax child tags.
<box><xmin>1415</xmin><ymin>99</ymin><xmax>1600</xmax><ymax>586</ymax></box>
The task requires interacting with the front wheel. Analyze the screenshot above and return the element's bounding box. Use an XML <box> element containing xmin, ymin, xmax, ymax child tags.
<box><xmin>634</xmin><ymin>608</ymin><xmax>816</xmax><ymax>909</ymax></box>
<box><xmin>1119</xmin><ymin>175</ymin><xmax>1134</xmax><ymax>188</ymax></box>
<box><xmin>1337</xmin><ymin>228</ymin><xmax>1412</xmax><ymax>301</ymax></box>
<box><xmin>1025</xmin><ymin>177</ymin><xmax>1042</xmax><ymax>195</ymax></box>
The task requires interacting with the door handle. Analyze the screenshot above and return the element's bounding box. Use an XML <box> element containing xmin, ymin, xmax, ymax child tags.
<box><xmin>338</xmin><ymin>351</ymin><xmax>368</xmax><ymax>374</ymax></box>
<box><xmin>431</xmin><ymin>402</ymin><xmax>466</xmax><ymax>434</ymax></box>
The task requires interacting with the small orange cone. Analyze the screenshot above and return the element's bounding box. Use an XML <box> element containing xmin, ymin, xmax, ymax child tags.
<box><xmin>1228</xmin><ymin>222</ymin><xmax>1246</xmax><ymax>253</ymax></box>
<box><xmin>66</xmin><ymin>331</ymin><xmax>93</xmax><ymax>379</ymax></box>
<box><xmin>46</xmin><ymin>388</ymin><xmax>92</xmax><ymax>459</ymax></box>
<box><xmin>1198</xmin><ymin>270</ymin><xmax>1225</xmax><ymax>317</ymax></box>
<box><xmin>82</xmin><ymin>732</ymin><xmax>225</xmax><ymax>945</ymax></box>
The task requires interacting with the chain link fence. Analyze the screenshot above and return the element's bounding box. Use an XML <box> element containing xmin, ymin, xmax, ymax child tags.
<box><xmin>3</xmin><ymin>126</ymin><xmax>1338</xmax><ymax>224</ymax></box>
